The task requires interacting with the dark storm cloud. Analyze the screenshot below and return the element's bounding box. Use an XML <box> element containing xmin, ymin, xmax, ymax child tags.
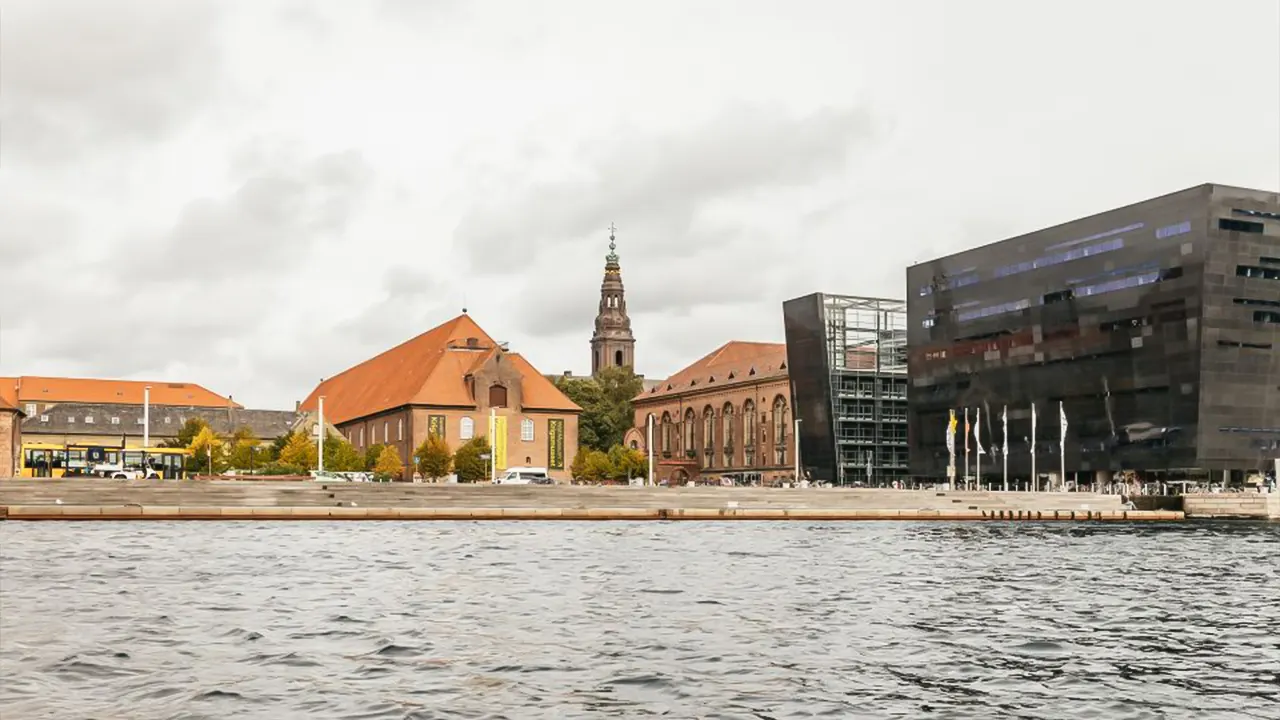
<box><xmin>454</xmin><ymin>102</ymin><xmax>877</xmax><ymax>274</ymax></box>
<box><xmin>1</xmin><ymin>0</ymin><xmax>224</xmax><ymax>164</ymax></box>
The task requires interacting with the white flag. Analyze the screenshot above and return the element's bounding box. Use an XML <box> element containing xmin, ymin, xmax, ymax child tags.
<box><xmin>1059</xmin><ymin>402</ymin><xmax>1068</xmax><ymax>447</ymax></box>
<box><xmin>945</xmin><ymin>410</ymin><xmax>956</xmax><ymax>455</ymax></box>
<box><xmin>1001</xmin><ymin>405</ymin><xmax>1009</xmax><ymax>456</ymax></box>
<box><xmin>975</xmin><ymin>408</ymin><xmax>986</xmax><ymax>455</ymax></box>
<box><xmin>1031</xmin><ymin>403</ymin><xmax>1037</xmax><ymax>446</ymax></box>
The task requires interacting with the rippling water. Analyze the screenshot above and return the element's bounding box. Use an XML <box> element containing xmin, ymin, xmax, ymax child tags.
<box><xmin>2</xmin><ymin>521</ymin><xmax>1278</xmax><ymax>719</ymax></box>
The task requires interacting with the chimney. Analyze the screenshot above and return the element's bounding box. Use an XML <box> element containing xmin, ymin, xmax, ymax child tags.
<box><xmin>295</xmin><ymin>400</ymin><xmax>301</xmax><ymax>412</ymax></box>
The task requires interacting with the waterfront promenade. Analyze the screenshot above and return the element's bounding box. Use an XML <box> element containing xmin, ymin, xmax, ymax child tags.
<box><xmin>0</xmin><ymin>479</ymin><xmax>1182</xmax><ymax>521</ymax></box>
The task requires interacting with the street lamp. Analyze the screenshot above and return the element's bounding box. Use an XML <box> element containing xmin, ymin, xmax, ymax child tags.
<box><xmin>793</xmin><ymin>417</ymin><xmax>802</xmax><ymax>483</ymax></box>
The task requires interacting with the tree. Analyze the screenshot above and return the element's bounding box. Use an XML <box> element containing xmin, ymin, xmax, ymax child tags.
<box><xmin>453</xmin><ymin>436</ymin><xmax>491</xmax><ymax>483</ymax></box>
<box><xmin>554</xmin><ymin>366</ymin><xmax>644</xmax><ymax>452</ymax></box>
<box><xmin>226</xmin><ymin>426</ymin><xmax>262</xmax><ymax>471</ymax></box>
<box><xmin>364</xmin><ymin>444</ymin><xmax>385</xmax><ymax>472</ymax></box>
<box><xmin>164</xmin><ymin>417</ymin><xmax>209</xmax><ymax>449</ymax></box>
<box><xmin>414</xmin><ymin>434</ymin><xmax>452</xmax><ymax>481</ymax></box>
<box><xmin>373</xmin><ymin>444</ymin><xmax>404</xmax><ymax>480</ymax></box>
<box><xmin>607</xmin><ymin>444</ymin><xmax>647</xmax><ymax>481</ymax></box>
<box><xmin>279</xmin><ymin>431</ymin><xmax>318</xmax><ymax>470</ymax></box>
<box><xmin>325</xmin><ymin>436</ymin><xmax>364</xmax><ymax>472</ymax></box>
<box><xmin>188</xmin><ymin>425</ymin><xmax>225</xmax><ymax>474</ymax></box>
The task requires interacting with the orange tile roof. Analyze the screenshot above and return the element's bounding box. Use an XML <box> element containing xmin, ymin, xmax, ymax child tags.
<box><xmin>300</xmin><ymin>314</ymin><xmax>580</xmax><ymax>424</ymax></box>
<box><xmin>636</xmin><ymin>341</ymin><xmax>789</xmax><ymax>402</ymax></box>
<box><xmin>8</xmin><ymin>376</ymin><xmax>237</xmax><ymax>408</ymax></box>
<box><xmin>0</xmin><ymin>378</ymin><xmax>18</xmax><ymax>412</ymax></box>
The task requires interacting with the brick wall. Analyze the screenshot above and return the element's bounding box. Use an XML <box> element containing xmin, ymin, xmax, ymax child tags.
<box><xmin>0</xmin><ymin>411</ymin><xmax>17</xmax><ymax>477</ymax></box>
<box><xmin>1182</xmin><ymin>492</ymin><xmax>1280</xmax><ymax>519</ymax></box>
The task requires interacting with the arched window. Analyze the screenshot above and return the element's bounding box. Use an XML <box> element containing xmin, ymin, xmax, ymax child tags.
<box><xmin>683</xmin><ymin>408</ymin><xmax>696</xmax><ymax>456</ymax></box>
<box><xmin>397</xmin><ymin>418</ymin><xmax>404</xmax><ymax>441</ymax></box>
<box><xmin>743</xmin><ymin>400</ymin><xmax>756</xmax><ymax>467</ymax></box>
<box><xmin>615</xmin><ymin>349</ymin><xmax>624</xmax><ymax>367</ymax></box>
<box><xmin>359</xmin><ymin>427</ymin><xmax>365</xmax><ymax>447</ymax></box>
<box><xmin>773</xmin><ymin>396</ymin><xmax>788</xmax><ymax>465</ymax></box>
<box><xmin>702</xmin><ymin>406</ymin><xmax>715</xmax><ymax>468</ymax></box>
<box><xmin>722</xmin><ymin>402</ymin><xmax>735</xmax><ymax>468</ymax></box>
<box><xmin>521</xmin><ymin>418</ymin><xmax>534</xmax><ymax>442</ymax></box>
<box><xmin>460</xmin><ymin>417</ymin><xmax>475</xmax><ymax>440</ymax></box>
<box><xmin>630</xmin><ymin>439</ymin><xmax>638</xmax><ymax>450</ymax></box>
<box><xmin>489</xmin><ymin>384</ymin><xmax>508</xmax><ymax>408</ymax></box>
<box><xmin>661</xmin><ymin>412</ymin><xmax>672</xmax><ymax>454</ymax></box>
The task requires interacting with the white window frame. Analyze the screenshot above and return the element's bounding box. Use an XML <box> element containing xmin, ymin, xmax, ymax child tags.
<box><xmin>359</xmin><ymin>427</ymin><xmax>365</xmax><ymax>447</ymax></box>
<box><xmin>84</xmin><ymin>416</ymin><xmax>94</xmax><ymax>424</ymax></box>
<box><xmin>25</xmin><ymin>403</ymin><xmax>36</xmax><ymax>416</ymax></box>
<box><xmin>384</xmin><ymin>421</ymin><xmax>390</xmax><ymax>444</ymax></box>
<box><xmin>460</xmin><ymin>417</ymin><xmax>475</xmax><ymax>440</ymax></box>
<box><xmin>397</xmin><ymin>419</ymin><xmax>404</xmax><ymax>441</ymax></box>
<box><xmin>521</xmin><ymin>418</ymin><xmax>534</xmax><ymax>442</ymax></box>
<box><xmin>110</xmin><ymin>417</ymin><xmax>120</xmax><ymax>425</ymax></box>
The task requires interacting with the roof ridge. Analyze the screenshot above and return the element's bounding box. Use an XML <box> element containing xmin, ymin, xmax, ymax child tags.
<box><xmin>317</xmin><ymin>314</ymin><xmax>472</xmax><ymax>387</ymax></box>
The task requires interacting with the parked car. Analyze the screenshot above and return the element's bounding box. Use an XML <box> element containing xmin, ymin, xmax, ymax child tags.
<box><xmin>495</xmin><ymin>467</ymin><xmax>552</xmax><ymax>485</ymax></box>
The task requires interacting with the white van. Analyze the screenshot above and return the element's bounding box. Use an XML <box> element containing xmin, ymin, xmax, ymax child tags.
<box><xmin>495</xmin><ymin>467</ymin><xmax>553</xmax><ymax>485</ymax></box>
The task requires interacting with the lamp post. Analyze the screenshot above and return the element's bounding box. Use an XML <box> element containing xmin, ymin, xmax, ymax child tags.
<box><xmin>317</xmin><ymin>396</ymin><xmax>325</xmax><ymax>474</ymax></box>
<box><xmin>793</xmin><ymin>417</ymin><xmax>802</xmax><ymax>483</ymax></box>
<box><xmin>143</xmin><ymin>386</ymin><xmax>151</xmax><ymax>450</ymax></box>
<box><xmin>647</xmin><ymin>413</ymin><xmax>655</xmax><ymax>486</ymax></box>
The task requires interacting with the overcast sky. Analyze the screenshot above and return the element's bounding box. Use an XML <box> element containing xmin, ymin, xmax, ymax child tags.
<box><xmin>2</xmin><ymin>0</ymin><xmax>1278</xmax><ymax>409</ymax></box>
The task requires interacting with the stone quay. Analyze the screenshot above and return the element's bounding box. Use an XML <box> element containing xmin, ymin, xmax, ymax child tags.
<box><xmin>0</xmin><ymin>479</ymin><xmax>1185</xmax><ymax>522</ymax></box>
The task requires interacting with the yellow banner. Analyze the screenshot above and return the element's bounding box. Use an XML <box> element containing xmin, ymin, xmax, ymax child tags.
<box><xmin>493</xmin><ymin>416</ymin><xmax>508</xmax><ymax>471</ymax></box>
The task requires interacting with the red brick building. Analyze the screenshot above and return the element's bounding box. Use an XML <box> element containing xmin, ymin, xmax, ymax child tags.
<box><xmin>301</xmin><ymin>313</ymin><xmax>582</xmax><ymax>481</ymax></box>
<box><xmin>0</xmin><ymin>382</ymin><xmax>21</xmax><ymax>477</ymax></box>
<box><xmin>626</xmin><ymin>342</ymin><xmax>796</xmax><ymax>485</ymax></box>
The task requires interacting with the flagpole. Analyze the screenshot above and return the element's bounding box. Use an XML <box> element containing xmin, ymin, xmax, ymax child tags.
<box><xmin>1001</xmin><ymin>405</ymin><xmax>1009</xmax><ymax>492</ymax></box>
<box><xmin>975</xmin><ymin>408</ymin><xmax>982</xmax><ymax>490</ymax></box>
<box><xmin>964</xmin><ymin>408</ymin><xmax>970</xmax><ymax>490</ymax></box>
<box><xmin>1059</xmin><ymin>400</ymin><xmax>1067</xmax><ymax>493</ymax></box>
<box><xmin>946</xmin><ymin>410</ymin><xmax>957</xmax><ymax>490</ymax></box>
<box><xmin>1030</xmin><ymin>403</ymin><xmax>1038</xmax><ymax>492</ymax></box>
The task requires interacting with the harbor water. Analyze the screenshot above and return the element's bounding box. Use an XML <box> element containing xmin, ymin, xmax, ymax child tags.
<box><xmin>2</xmin><ymin>521</ymin><xmax>1277</xmax><ymax>719</ymax></box>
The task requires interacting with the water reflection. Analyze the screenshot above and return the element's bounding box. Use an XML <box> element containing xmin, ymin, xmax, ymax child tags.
<box><xmin>2</xmin><ymin>521</ymin><xmax>1278</xmax><ymax>719</ymax></box>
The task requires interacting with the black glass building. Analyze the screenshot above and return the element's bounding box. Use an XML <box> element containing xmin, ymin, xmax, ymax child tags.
<box><xmin>907</xmin><ymin>184</ymin><xmax>1280</xmax><ymax>486</ymax></box>
<box><xmin>784</xmin><ymin>294</ymin><xmax>908</xmax><ymax>486</ymax></box>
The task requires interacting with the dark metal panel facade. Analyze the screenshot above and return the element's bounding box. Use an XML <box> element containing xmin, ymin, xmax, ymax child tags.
<box><xmin>783</xmin><ymin>293</ymin><xmax>836</xmax><ymax>481</ymax></box>
<box><xmin>907</xmin><ymin>184</ymin><xmax>1280</xmax><ymax>481</ymax></box>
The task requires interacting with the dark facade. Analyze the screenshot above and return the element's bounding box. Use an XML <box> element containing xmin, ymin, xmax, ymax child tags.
<box><xmin>907</xmin><ymin>184</ymin><xmax>1280</xmax><ymax>484</ymax></box>
<box><xmin>784</xmin><ymin>293</ymin><xmax>909</xmax><ymax>486</ymax></box>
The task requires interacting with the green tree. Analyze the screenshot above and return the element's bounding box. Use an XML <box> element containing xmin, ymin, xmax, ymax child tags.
<box><xmin>606</xmin><ymin>444</ymin><xmax>648</xmax><ymax>481</ymax></box>
<box><xmin>453</xmin><ymin>436</ymin><xmax>491</xmax><ymax>483</ymax></box>
<box><xmin>414</xmin><ymin>434</ymin><xmax>453</xmax><ymax>481</ymax></box>
<box><xmin>279</xmin><ymin>431</ymin><xmax>318</xmax><ymax>470</ymax></box>
<box><xmin>188</xmin><ymin>425</ymin><xmax>225</xmax><ymax>474</ymax></box>
<box><xmin>364</xmin><ymin>443</ymin><xmax>386</xmax><ymax>472</ymax></box>
<box><xmin>569</xmin><ymin>448</ymin><xmax>589</xmax><ymax>482</ymax></box>
<box><xmin>164</xmin><ymin>417</ymin><xmax>209</xmax><ymax>449</ymax></box>
<box><xmin>324</xmin><ymin>435</ymin><xmax>364</xmax><ymax>472</ymax></box>
<box><xmin>580</xmin><ymin>449</ymin><xmax>613</xmax><ymax>482</ymax></box>
<box><xmin>226</xmin><ymin>426</ymin><xmax>262</xmax><ymax>471</ymax></box>
<box><xmin>373</xmin><ymin>444</ymin><xmax>404</xmax><ymax>480</ymax></box>
<box><xmin>554</xmin><ymin>366</ymin><xmax>643</xmax><ymax>452</ymax></box>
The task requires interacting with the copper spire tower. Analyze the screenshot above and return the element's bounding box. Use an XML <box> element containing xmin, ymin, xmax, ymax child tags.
<box><xmin>591</xmin><ymin>223</ymin><xmax>635</xmax><ymax>375</ymax></box>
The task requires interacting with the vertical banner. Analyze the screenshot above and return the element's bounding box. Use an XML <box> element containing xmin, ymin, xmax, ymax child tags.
<box><xmin>428</xmin><ymin>415</ymin><xmax>446</xmax><ymax>439</ymax></box>
<box><xmin>946</xmin><ymin>410</ymin><xmax>957</xmax><ymax>480</ymax></box>
<box><xmin>493</xmin><ymin>416</ymin><xmax>508</xmax><ymax>471</ymax></box>
<box><xmin>548</xmin><ymin>418</ymin><xmax>565</xmax><ymax>470</ymax></box>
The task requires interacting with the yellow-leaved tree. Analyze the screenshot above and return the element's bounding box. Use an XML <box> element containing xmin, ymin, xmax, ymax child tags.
<box><xmin>188</xmin><ymin>425</ymin><xmax>225</xmax><ymax>474</ymax></box>
<box><xmin>279</xmin><ymin>431</ymin><xmax>318</xmax><ymax>471</ymax></box>
<box><xmin>374</xmin><ymin>444</ymin><xmax>404</xmax><ymax>480</ymax></box>
<box><xmin>414</xmin><ymin>434</ymin><xmax>452</xmax><ymax>481</ymax></box>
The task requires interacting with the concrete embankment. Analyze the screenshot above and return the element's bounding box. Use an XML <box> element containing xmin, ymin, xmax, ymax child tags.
<box><xmin>0</xmin><ymin>479</ymin><xmax>1183</xmax><ymax>521</ymax></box>
<box><xmin>1182</xmin><ymin>492</ymin><xmax>1280</xmax><ymax>520</ymax></box>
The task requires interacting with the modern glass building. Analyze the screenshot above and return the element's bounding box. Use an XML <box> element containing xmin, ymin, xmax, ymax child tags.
<box><xmin>783</xmin><ymin>293</ymin><xmax>908</xmax><ymax>486</ymax></box>
<box><xmin>907</xmin><ymin>184</ymin><xmax>1280</xmax><ymax>486</ymax></box>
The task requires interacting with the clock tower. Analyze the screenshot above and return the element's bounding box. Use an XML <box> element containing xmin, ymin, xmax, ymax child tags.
<box><xmin>591</xmin><ymin>224</ymin><xmax>636</xmax><ymax>375</ymax></box>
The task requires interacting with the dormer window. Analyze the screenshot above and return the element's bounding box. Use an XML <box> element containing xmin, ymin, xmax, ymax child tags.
<box><xmin>748</xmin><ymin>367</ymin><xmax>756</xmax><ymax>376</ymax></box>
<box><xmin>728</xmin><ymin>372</ymin><xmax>736</xmax><ymax>380</ymax></box>
<box><xmin>708</xmin><ymin>376</ymin><xmax>715</xmax><ymax>383</ymax></box>
<box><xmin>489</xmin><ymin>384</ymin><xmax>508</xmax><ymax>408</ymax></box>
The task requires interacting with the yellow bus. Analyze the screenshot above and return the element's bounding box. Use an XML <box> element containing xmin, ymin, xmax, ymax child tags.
<box><xmin>20</xmin><ymin>443</ymin><xmax>191</xmax><ymax>479</ymax></box>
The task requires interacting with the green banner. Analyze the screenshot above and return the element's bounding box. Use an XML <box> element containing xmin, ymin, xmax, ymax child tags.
<box><xmin>429</xmin><ymin>415</ymin><xmax>446</xmax><ymax>439</ymax></box>
<box><xmin>548</xmin><ymin>418</ymin><xmax>565</xmax><ymax>470</ymax></box>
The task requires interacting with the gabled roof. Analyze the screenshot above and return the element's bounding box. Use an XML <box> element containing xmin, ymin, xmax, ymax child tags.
<box><xmin>0</xmin><ymin>379</ymin><xmax>19</xmax><ymax>414</ymax></box>
<box><xmin>636</xmin><ymin>341</ymin><xmax>789</xmax><ymax>401</ymax></box>
<box><xmin>300</xmin><ymin>314</ymin><xmax>580</xmax><ymax>424</ymax></box>
<box><xmin>5</xmin><ymin>376</ymin><xmax>237</xmax><ymax>408</ymax></box>
<box><xmin>22</xmin><ymin>403</ymin><xmax>298</xmax><ymax>440</ymax></box>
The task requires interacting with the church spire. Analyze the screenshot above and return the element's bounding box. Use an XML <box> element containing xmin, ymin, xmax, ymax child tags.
<box><xmin>591</xmin><ymin>223</ymin><xmax>635</xmax><ymax>376</ymax></box>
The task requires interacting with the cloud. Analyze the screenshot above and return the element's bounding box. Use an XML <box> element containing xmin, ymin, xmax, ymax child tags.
<box><xmin>1</xmin><ymin>0</ymin><xmax>224</xmax><ymax>164</ymax></box>
<box><xmin>136</xmin><ymin>149</ymin><xmax>373</xmax><ymax>285</ymax></box>
<box><xmin>453</xmin><ymin>102</ymin><xmax>876</xmax><ymax>274</ymax></box>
